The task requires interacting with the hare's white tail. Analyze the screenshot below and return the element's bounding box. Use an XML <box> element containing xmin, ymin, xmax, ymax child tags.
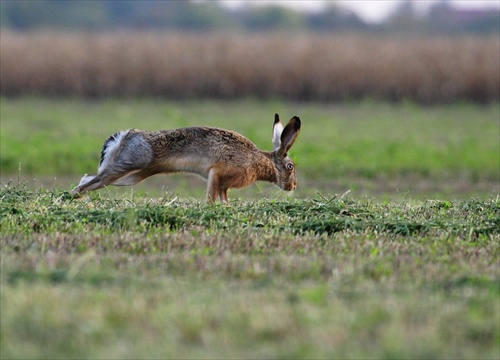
<box><xmin>76</xmin><ymin>131</ymin><xmax>128</xmax><ymax>188</ymax></box>
<box><xmin>98</xmin><ymin>131</ymin><xmax>129</xmax><ymax>173</ymax></box>
<box><xmin>71</xmin><ymin>130</ymin><xmax>135</xmax><ymax>194</ymax></box>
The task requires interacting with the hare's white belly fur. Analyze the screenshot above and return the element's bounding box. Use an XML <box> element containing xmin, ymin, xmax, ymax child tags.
<box><xmin>162</xmin><ymin>156</ymin><xmax>213</xmax><ymax>177</ymax></box>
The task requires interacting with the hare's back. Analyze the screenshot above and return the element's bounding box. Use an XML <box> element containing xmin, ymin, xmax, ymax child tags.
<box><xmin>132</xmin><ymin>127</ymin><xmax>260</xmax><ymax>177</ymax></box>
<box><xmin>141</xmin><ymin>127</ymin><xmax>259</xmax><ymax>157</ymax></box>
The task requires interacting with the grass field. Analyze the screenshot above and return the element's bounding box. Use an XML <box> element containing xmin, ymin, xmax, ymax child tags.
<box><xmin>0</xmin><ymin>97</ymin><xmax>499</xmax><ymax>358</ymax></box>
<box><xmin>1</xmin><ymin>186</ymin><xmax>498</xmax><ymax>358</ymax></box>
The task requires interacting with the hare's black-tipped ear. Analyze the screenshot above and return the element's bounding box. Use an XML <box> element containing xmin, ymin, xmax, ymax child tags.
<box><xmin>272</xmin><ymin>113</ymin><xmax>284</xmax><ymax>151</ymax></box>
<box><xmin>278</xmin><ymin>116</ymin><xmax>301</xmax><ymax>158</ymax></box>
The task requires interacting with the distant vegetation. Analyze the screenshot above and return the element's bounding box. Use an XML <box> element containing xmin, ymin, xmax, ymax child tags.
<box><xmin>1</xmin><ymin>0</ymin><xmax>499</xmax><ymax>34</ymax></box>
<box><xmin>1</xmin><ymin>32</ymin><xmax>498</xmax><ymax>103</ymax></box>
<box><xmin>1</xmin><ymin>1</ymin><xmax>498</xmax><ymax>103</ymax></box>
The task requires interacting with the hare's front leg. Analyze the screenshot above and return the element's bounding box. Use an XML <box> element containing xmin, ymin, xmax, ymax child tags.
<box><xmin>207</xmin><ymin>168</ymin><xmax>228</xmax><ymax>204</ymax></box>
<box><xmin>219</xmin><ymin>189</ymin><xmax>228</xmax><ymax>203</ymax></box>
<box><xmin>207</xmin><ymin>169</ymin><xmax>219</xmax><ymax>203</ymax></box>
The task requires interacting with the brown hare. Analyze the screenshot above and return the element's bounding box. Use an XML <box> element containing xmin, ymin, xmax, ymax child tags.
<box><xmin>71</xmin><ymin>113</ymin><xmax>301</xmax><ymax>203</ymax></box>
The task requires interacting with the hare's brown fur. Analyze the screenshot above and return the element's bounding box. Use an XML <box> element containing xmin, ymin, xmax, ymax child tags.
<box><xmin>71</xmin><ymin>114</ymin><xmax>300</xmax><ymax>203</ymax></box>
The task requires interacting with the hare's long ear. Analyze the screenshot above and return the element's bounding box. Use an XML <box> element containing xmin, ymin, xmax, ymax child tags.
<box><xmin>272</xmin><ymin>113</ymin><xmax>284</xmax><ymax>151</ymax></box>
<box><xmin>277</xmin><ymin>116</ymin><xmax>301</xmax><ymax>158</ymax></box>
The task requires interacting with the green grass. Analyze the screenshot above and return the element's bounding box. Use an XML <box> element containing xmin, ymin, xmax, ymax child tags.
<box><xmin>1</xmin><ymin>185</ymin><xmax>499</xmax><ymax>358</ymax></box>
<box><xmin>0</xmin><ymin>98</ymin><xmax>499</xmax><ymax>358</ymax></box>
<box><xmin>1</xmin><ymin>97</ymin><xmax>499</xmax><ymax>200</ymax></box>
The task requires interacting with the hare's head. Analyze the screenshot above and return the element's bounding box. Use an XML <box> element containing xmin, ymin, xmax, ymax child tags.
<box><xmin>271</xmin><ymin>114</ymin><xmax>301</xmax><ymax>191</ymax></box>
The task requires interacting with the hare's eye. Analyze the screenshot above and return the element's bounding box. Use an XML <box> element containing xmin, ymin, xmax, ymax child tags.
<box><xmin>286</xmin><ymin>163</ymin><xmax>294</xmax><ymax>171</ymax></box>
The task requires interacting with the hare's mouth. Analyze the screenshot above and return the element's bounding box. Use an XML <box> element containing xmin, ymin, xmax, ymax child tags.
<box><xmin>281</xmin><ymin>182</ymin><xmax>296</xmax><ymax>191</ymax></box>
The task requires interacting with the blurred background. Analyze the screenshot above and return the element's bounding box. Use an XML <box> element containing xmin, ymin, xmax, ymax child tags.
<box><xmin>1</xmin><ymin>0</ymin><xmax>499</xmax><ymax>34</ymax></box>
<box><xmin>2</xmin><ymin>0</ymin><xmax>499</xmax><ymax>101</ymax></box>
<box><xmin>1</xmin><ymin>0</ymin><xmax>499</xmax><ymax>200</ymax></box>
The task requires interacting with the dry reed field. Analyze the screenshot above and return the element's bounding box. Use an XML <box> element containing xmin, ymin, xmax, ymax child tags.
<box><xmin>1</xmin><ymin>32</ymin><xmax>498</xmax><ymax>103</ymax></box>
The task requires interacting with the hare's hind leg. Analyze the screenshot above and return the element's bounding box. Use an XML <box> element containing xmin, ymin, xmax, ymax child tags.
<box><xmin>72</xmin><ymin>130</ymin><xmax>155</xmax><ymax>195</ymax></box>
<box><xmin>111</xmin><ymin>169</ymin><xmax>156</xmax><ymax>186</ymax></box>
<box><xmin>71</xmin><ymin>170</ymin><xmax>139</xmax><ymax>195</ymax></box>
